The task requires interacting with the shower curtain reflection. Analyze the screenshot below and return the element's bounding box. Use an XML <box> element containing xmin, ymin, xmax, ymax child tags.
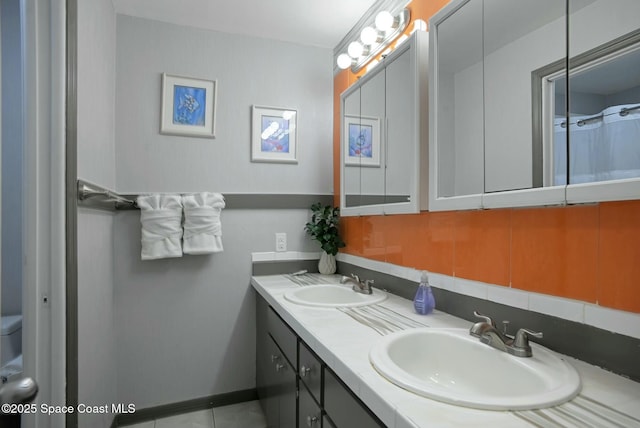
<box><xmin>554</xmin><ymin>104</ymin><xmax>640</xmax><ymax>185</ymax></box>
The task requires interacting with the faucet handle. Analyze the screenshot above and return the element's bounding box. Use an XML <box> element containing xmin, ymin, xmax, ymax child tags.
<box><xmin>501</xmin><ymin>320</ymin><xmax>510</xmax><ymax>336</ymax></box>
<box><xmin>514</xmin><ymin>328</ymin><xmax>543</xmax><ymax>347</ymax></box>
<box><xmin>513</xmin><ymin>329</ymin><xmax>543</xmax><ymax>357</ymax></box>
<box><xmin>473</xmin><ymin>311</ymin><xmax>496</xmax><ymax>327</ymax></box>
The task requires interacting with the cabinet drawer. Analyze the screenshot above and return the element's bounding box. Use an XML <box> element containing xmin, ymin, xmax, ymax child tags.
<box><xmin>299</xmin><ymin>341</ymin><xmax>322</xmax><ymax>403</ymax></box>
<box><xmin>267</xmin><ymin>307</ymin><xmax>297</xmax><ymax>367</ymax></box>
<box><xmin>323</xmin><ymin>368</ymin><xmax>383</xmax><ymax>428</ymax></box>
<box><xmin>299</xmin><ymin>383</ymin><xmax>322</xmax><ymax>428</ymax></box>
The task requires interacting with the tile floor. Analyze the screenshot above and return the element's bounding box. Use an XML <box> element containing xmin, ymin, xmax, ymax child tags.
<box><xmin>122</xmin><ymin>400</ymin><xmax>267</xmax><ymax>428</ymax></box>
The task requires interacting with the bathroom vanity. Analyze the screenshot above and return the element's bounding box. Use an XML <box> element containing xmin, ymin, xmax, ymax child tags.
<box><xmin>252</xmin><ymin>274</ymin><xmax>640</xmax><ymax>428</ymax></box>
<box><xmin>256</xmin><ymin>290</ymin><xmax>383</xmax><ymax>427</ymax></box>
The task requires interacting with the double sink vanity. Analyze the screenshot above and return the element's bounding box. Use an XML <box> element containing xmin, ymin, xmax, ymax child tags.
<box><xmin>252</xmin><ymin>274</ymin><xmax>640</xmax><ymax>428</ymax></box>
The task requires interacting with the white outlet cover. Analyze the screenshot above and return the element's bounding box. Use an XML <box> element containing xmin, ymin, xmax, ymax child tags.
<box><xmin>275</xmin><ymin>233</ymin><xmax>287</xmax><ymax>252</ymax></box>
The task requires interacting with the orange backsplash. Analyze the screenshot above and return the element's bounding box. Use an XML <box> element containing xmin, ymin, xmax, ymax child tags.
<box><xmin>338</xmin><ymin>202</ymin><xmax>640</xmax><ymax>314</ymax></box>
<box><xmin>333</xmin><ymin>1</ymin><xmax>640</xmax><ymax>314</ymax></box>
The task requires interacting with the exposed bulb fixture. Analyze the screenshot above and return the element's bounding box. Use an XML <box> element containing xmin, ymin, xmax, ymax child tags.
<box><xmin>347</xmin><ymin>41</ymin><xmax>365</xmax><ymax>58</ymax></box>
<box><xmin>412</xmin><ymin>19</ymin><xmax>427</xmax><ymax>33</ymax></box>
<box><xmin>375</xmin><ymin>11</ymin><xmax>396</xmax><ymax>32</ymax></box>
<box><xmin>335</xmin><ymin>8</ymin><xmax>410</xmax><ymax>73</ymax></box>
<box><xmin>337</xmin><ymin>53</ymin><xmax>354</xmax><ymax>69</ymax></box>
<box><xmin>360</xmin><ymin>26</ymin><xmax>381</xmax><ymax>46</ymax></box>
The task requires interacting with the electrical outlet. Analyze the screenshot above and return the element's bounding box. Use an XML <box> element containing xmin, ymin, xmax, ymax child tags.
<box><xmin>275</xmin><ymin>233</ymin><xmax>287</xmax><ymax>252</ymax></box>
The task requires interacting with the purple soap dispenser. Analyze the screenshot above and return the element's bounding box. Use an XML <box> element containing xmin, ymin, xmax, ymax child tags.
<box><xmin>413</xmin><ymin>271</ymin><xmax>436</xmax><ymax>315</ymax></box>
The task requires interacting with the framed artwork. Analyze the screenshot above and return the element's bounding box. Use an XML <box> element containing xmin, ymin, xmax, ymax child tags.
<box><xmin>160</xmin><ymin>73</ymin><xmax>217</xmax><ymax>138</ymax></box>
<box><xmin>251</xmin><ymin>105</ymin><xmax>298</xmax><ymax>163</ymax></box>
<box><xmin>344</xmin><ymin>115</ymin><xmax>380</xmax><ymax>166</ymax></box>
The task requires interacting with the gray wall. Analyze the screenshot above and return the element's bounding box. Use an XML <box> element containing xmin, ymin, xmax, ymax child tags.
<box><xmin>1</xmin><ymin>0</ymin><xmax>23</xmax><ymax>316</ymax></box>
<box><xmin>114</xmin><ymin>16</ymin><xmax>332</xmax><ymax>408</ymax></box>
<box><xmin>115</xmin><ymin>15</ymin><xmax>333</xmax><ymax>194</ymax></box>
<box><xmin>77</xmin><ymin>0</ymin><xmax>117</xmax><ymax>427</ymax></box>
<box><xmin>114</xmin><ymin>208</ymin><xmax>317</xmax><ymax>407</ymax></box>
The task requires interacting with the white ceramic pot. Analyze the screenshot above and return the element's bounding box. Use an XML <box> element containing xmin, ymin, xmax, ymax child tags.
<box><xmin>318</xmin><ymin>252</ymin><xmax>336</xmax><ymax>275</ymax></box>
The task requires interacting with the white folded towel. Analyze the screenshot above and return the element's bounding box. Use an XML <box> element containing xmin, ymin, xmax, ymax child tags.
<box><xmin>137</xmin><ymin>194</ymin><xmax>183</xmax><ymax>260</ymax></box>
<box><xmin>181</xmin><ymin>193</ymin><xmax>225</xmax><ymax>255</ymax></box>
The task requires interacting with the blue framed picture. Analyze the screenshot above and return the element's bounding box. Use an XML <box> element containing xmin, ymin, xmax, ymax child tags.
<box><xmin>348</xmin><ymin>123</ymin><xmax>373</xmax><ymax>158</ymax></box>
<box><xmin>344</xmin><ymin>115</ymin><xmax>380</xmax><ymax>166</ymax></box>
<box><xmin>251</xmin><ymin>105</ymin><xmax>298</xmax><ymax>163</ymax></box>
<box><xmin>161</xmin><ymin>74</ymin><xmax>217</xmax><ymax>138</ymax></box>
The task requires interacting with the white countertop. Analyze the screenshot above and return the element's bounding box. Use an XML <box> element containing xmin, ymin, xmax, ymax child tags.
<box><xmin>251</xmin><ymin>274</ymin><xmax>640</xmax><ymax>428</ymax></box>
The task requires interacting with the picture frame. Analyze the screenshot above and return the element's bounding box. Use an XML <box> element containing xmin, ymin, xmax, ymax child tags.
<box><xmin>344</xmin><ymin>115</ymin><xmax>381</xmax><ymax>167</ymax></box>
<box><xmin>251</xmin><ymin>105</ymin><xmax>298</xmax><ymax>163</ymax></box>
<box><xmin>160</xmin><ymin>73</ymin><xmax>217</xmax><ymax>138</ymax></box>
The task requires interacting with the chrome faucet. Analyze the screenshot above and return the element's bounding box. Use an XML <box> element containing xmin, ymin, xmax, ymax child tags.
<box><xmin>340</xmin><ymin>274</ymin><xmax>374</xmax><ymax>295</ymax></box>
<box><xmin>469</xmin><ymin>311</ymin><xmax>543</xmax><ymax>357</ymax></box>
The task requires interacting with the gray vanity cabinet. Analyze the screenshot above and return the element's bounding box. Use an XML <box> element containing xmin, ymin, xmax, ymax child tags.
<box><xmin>256</xmin><ymin>297</ymin><xmax>297</xmax><ymax>428</ymax></box>
<box><xmin>324</xmin><ymin>368</ymin><xmax>384</xmax><ymax>428</ymax></box>
<box><xmin>256</xmin><ymin>293</ymin><xmax>384</xmax><ymax>428</ymax></box>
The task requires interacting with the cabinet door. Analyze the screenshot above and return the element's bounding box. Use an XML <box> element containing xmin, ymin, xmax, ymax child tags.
<box><xmin>343</xmin><ymin>86</ymin><xmax>362</xmax><ymax>207</ymax></box>
<box><xmin>299</xmin><ymin>341</ymin><xmax>322</xmax><ymax>404</ymax></box>
<box><xmin>299</xmin><ymin>383</ymin><xmax>322</xmax><ymax>428</ymax></box>
<box><xmin>256</xmin><ymin>295</ymin><xmax>273</xmax><ymax>423</ymax></box>
<box><xmin>359</xmin><ymin>69</ymin><xmax>386</xmax><ymax>204</ymax></box>
<box><xmin>257</xmin><ymin>296</ymin><xmax>297</xmax><ymax>428</ymax></box>
<box><xmin>262</xmin><ymin>336</ymin><xmax>281</xmax><ymax>428</ymax></box>
<box><xmin>268</xmin><ymin>307</ymin><xmax>297</xmax><ymax>367</ymax></box>
<box><xmin>323</xmin><ymin>368</ymin><xmax>383</xmax><ymax>428</ymax></box>
<box><xmin>385</xmin><ymin>44</ymin><xmax>415</xmax><ymax>204</ymax></box>
<box><xmin>274</xmin><ymin>338</ymin><xmax>297</xmax><ymax>428</ymax></box>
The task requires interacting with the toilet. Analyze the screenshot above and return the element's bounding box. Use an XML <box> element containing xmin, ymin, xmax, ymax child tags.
<box><xmin>1</xmin><ymin>315</ymin><xmax>22</xmax><ymax>368</ymax></box>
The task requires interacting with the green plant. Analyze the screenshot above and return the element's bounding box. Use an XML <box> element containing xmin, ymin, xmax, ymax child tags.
<box><xmin>304</xmin><ymin>203</ymin><xmax>346</xmax><ymax>256</ymax></box>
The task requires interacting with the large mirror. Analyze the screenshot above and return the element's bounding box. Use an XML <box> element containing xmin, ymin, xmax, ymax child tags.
<box><xmin>429</xmin><ymin>0</ymin><xmax>640</xmax><ymax>210</ymax></box>
<box><xmin>562</xmin><ymin>1</ymin><xmax>640</xmax><ymax>187</ymax></box>
<box><xmin>432</xmin><ymin>0</ymin><xmax>484</xmax><ymax>200</ymax></box>
<box><xmin>341</xmin><ymin>32</ymin><xmax>428</xmax><ymax>216</ymax></box>
<box><xmin>483</xmin><ymin>0</ymin><xmax>566</xmax><ymax>193</ymax></box>
<box><xmin>343</xmin><ymin>65</ymin><xmax>387</xmax><ymax>208</ymax></box>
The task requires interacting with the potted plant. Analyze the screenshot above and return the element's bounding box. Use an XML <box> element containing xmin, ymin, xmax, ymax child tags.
<box><xmin>304</xmin><ymin>203</ymin><xmax>346</xmax><ymax>274</ymax></box>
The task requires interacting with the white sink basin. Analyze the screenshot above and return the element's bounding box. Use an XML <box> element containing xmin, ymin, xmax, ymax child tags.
<box><xmin>284</xmin><ymin>284</ymin><xmax>387</xmax><ymax>308</ymax></box>
<box><xmin>369</xmin><ymin>328</ymin><xmax>581</xmax><ymax>410</ymax></box>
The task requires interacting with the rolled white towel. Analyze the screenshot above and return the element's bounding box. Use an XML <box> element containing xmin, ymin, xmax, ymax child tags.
<box><xmin>137</xmin><ymin>194</ymin><xmax>183</xmax><ymax>260</ymax></box>
<box><xmin>182</xmin><ymin>193</ymin><xmax>225</xmax><ymax>255</ymax></box>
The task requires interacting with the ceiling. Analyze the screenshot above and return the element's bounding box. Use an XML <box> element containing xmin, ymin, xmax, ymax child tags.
<box><xmin>111</xmin><ymin>0</ymin><xmax>379</xmax><ymax>49</ymax></box>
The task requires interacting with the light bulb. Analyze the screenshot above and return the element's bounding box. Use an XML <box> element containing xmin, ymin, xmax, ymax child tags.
<box><xmin>347</xmin><ymin>41</ymin><xmax>364</xmax><ymax>58</ymax></box>
<box><xmin>336</xmin><ymin>53</ymin><xmax>353</xmax><ymax>69</ymax></box>
<box><xmin>375</xmin><ymin>11</ymin><xmax>395</xmax><ymax>32</ymax></box>
<box><xmin>360</xmin><ymin>26</ymin><xmax>379</xmax><ymax>45</ymax></box>
<box><xmin>412</xmin><ymin>19</ymin><xmax>427</xmax><ymax>33</ymax></box>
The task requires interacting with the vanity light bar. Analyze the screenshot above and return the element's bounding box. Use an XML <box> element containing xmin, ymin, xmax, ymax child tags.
<box><xmin>337</xmin><ymin>8</ymin><xmax>411</xmax><ymax>73</ymax></box>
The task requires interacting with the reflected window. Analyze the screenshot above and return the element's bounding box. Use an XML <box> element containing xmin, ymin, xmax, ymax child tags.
<box><xmin>545</xmin><ymin>32</ymin><xmax>640</xmax><ymax>185</ymax></box>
